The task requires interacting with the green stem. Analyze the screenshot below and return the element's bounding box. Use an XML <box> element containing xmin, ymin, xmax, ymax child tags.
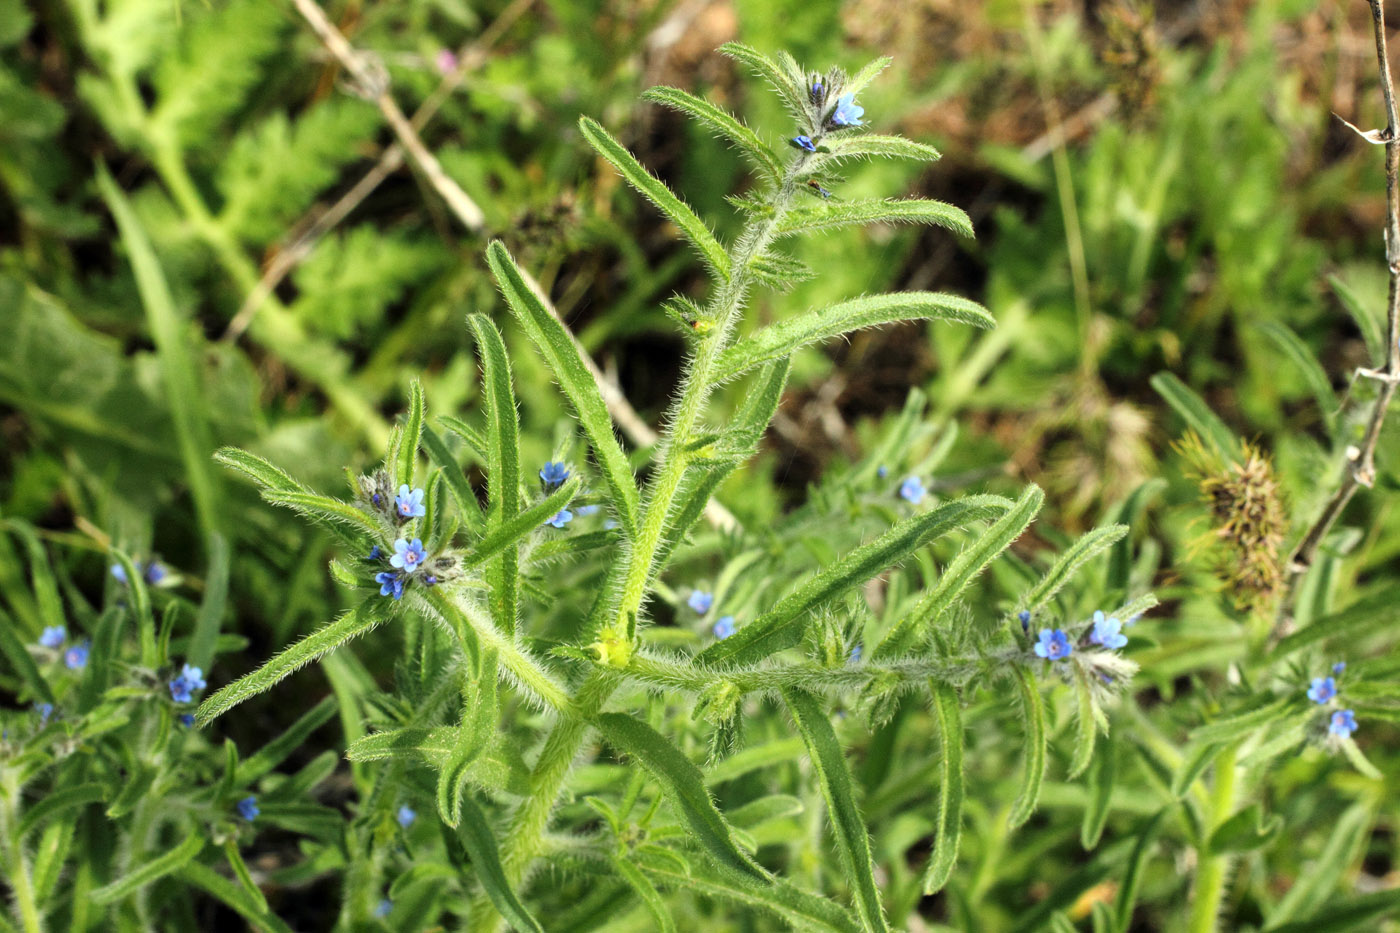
<box><xmin>1</xmin><ymin>770</ymin><xmax>44</xmax><ymax>933</ymax></box>
<box><xmin>1187</xmin><ymin>743</ymin><xmax>1238</xmax><ymax>933</ymax></box>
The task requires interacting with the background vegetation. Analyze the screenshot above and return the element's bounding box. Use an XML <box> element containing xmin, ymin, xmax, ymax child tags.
<box><xmin>2</xmin><ymin>0</ymin><xmax>1398</xmax><ymax>930</ymax></box>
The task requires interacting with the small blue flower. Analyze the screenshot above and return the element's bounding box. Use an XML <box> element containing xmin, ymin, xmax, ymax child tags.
<box><xmin>575</xmin><ymin>504</ymin><xmax>600</xmax><ymax>516</ymax></box>
<box><xmin>375</xmin><ymin>571</ymin><xmax>405</xmax><ymax>600</ymax></box>
<box><xmin>39</xmin><ymin>626</ymin><xmax>66</xmax><ymax>648</ymax></box>
<box><xmin>876</xmin><ymin>465</ymin><xmax>888</xmax><ymax>479</ymax></box>
<box><xmin>1017</xmin><ymin>610</ymin><xmax>1031</xmax><ymax>633</ymax></box>
<box><xmin>1089</xmin><ymin>610</ymin><xmax>1128</xmax><ymax>650</ymax></box>
<box><xmin>35</xmin><ymin>702</ymin><xmax>54</xmax><ymax>725</ymax></box>
<box><xmin>391</xmin><ymin>538</ymin><xmax>427</xmax><ymax>574</ymax></box>
<box><xmin>713</xmin><ymin>616</ymin><xmax>736</xmax><ymax>640</ymax></box>
<box><xmin>1329</xmin><ymin>708</ymin><xmax>1358</xmax><ymax>738</ymax></box>
<box><xmin>791</xmin><ymin>135</ymin><xmax>817</xmax><ymax>152</ymax></box>
<box><xmin>688</xmin><ymin>590</ymin><xmax>713</xmax><ymax>615</ymax></box>
<box><xmin>365</xmin><ymin>545</ymin><xmax>382</xmax><ymax>562</ymax></box>
<box><xmin>64</xmin><ymin>641</ymin><xmax>90</xmax><ymax>670</ymax></box>
<box><xmin>1034</xmin><ymin>629</ymin><xmax>1073</xmax><ymax>661</ymax></box>
<box><xmin>168</xmin><ymin>664</ymin><xmax>207</xmax><ymax>704</ymax></box>
<box><xmin>545</xmin><ymin>509</ymin><xmax>573</xmax><ymax>529</ymax></box>
<box><xmin>809</xmin><ymin>78</ymin><xmax>825</xmax><ymax>105</ymax></box>
<box><xmin>236</xmin><ymin>796</ymin><xmax>259</xmax><ymax>821</ymax></box>
<box><xmin>1307</xmin><ymin>676</ymin><xmax>1337</xmax><ymax>705</ymax></box>
<box><xmin>899</xmin><ymin>476</ymin><xmax>925</xmax><ymax>504</ymax></box>
<box><xmin>144</xmin><ymin>561</ymin><xmax>168</xmax><ymax>585</ymax></box>
<box><xmin>539</xmin><ymin>461</ymin><xmax>570</xmax><ymax>491</ymax></box>
<box><xmin>395</xmin><ymin>485</ymin><xmax>426</xmax><ymax>520</ymax></box>
<box><xmin>374</xmin><ymin>899</ymin><xmax>392</xmax><ymax>919</ymax></box>
<box><xmin>178</xmin><ymin>714</ymin><xmax>196</xmax><ymax>728</ymax></box>
<box><xmin>830</xmin><ymin>93</ymin><xmax>865</xmax><ymax>127</ymax></box>
<box><xmin>111</xmin><ymin>562</ymin><xmax>132</xmax><ymax>584</ymax></box>
<box><xmin>1333</xmin><ymin>661</ymin><xmax>1346</xmax><ymax>675</ymax></box>
<box><xmin>848</xmin><ymin>644</ymin><xmax>862</xmax><ymax>663</ymax></box>
<box><xmin>397</xmin><ymin>805</ymin><xmax>416</xmax><ymax>828</ymax></box>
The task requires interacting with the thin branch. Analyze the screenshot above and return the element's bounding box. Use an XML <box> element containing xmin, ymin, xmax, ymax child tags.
<box><xmin>1279</xmin><ymin>0</ymin><xmax>1400</xmax><ymax>629</ymax></box>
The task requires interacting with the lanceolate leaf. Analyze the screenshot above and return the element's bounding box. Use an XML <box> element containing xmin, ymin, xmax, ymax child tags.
<box><xmin>92</xmin><ymin>831</ymin><xmax>205</xmax><ymax>904</ymax></box>
<box><xmin>782</xmin><ymin>689</ymin><xmax>890</xmax><ymax>932</ymax></box>
<box><xmin>877</xmin><ymin>485</ymin><xmax>1043</xmax><ymax>658</ymax></box>
<box><xmin>578</xmin><ymin>118</ymin><xmax>731</xmax><ymax>282</ymax></box>
<box><xmin>1149</xmin><ymin>372</ymin><xmax>1240</xmax><ymax>462</ymax></box>
<box><xmin>819</xmin><ymin>134</ymin><xmax>941</xmax><ymax>163</ymax></box>
<box><xmin>719</xmin><ymin>43</ymin><xmax>809</xmax><ymax>121</ymax></box>
<box><xmin>196</xmin><ymin>601</ymin><xmax>388</xmax><ymax>725</ymax></box>
<box><xmin>421</xmin><ymin>425</ymin><xmax>485</xmax><ymax>535</ymax></box>
<box><xmin>485</xmin><ymin>243</ymin><xmax>640</xmax><ymax>535</ymax></box>
<box><xmin>1026</xmin><ymin>524</ymin><xmax>1129</xmax><ymax>613</ymax></box>
<box><xmin>461</xmin><ymin>477</ymin><xmax>582</xmax><ymax>572</ymax></box>
<box><xmin>597</xmin><ymin>713</ymin><xmax>768</xmax><ymax>883</ymax></box>
<box><xmin>776</xmin><ymin>199</ymin><xmax>973</xmax><ymax>239</ymax></box>
<box><xmin>398</xmin><ymin>378</ymin><xmax>426</xmax><ymax>487</ymax></box>
<box><xmin>179</xmin><ymin>862</ymin><xmax>295</xmax><ymax>933</ymax></box>
<box><xmin>610</xmin><ymin>856</ymin><xmax>677</xmax><ymax>933</ymax></box>
<box><xmin>214</xmin><ymin>447</ymin><xmax>306</xmax><ymax>494</ymax></box>
<box><xmin>842</xmin><ymin>56</ymin><xmax>894</xmax><ymax>100</ymax></box>
<box><xmin>922</xmin><ymin>683</ymin><xmax>964</xmax><ymax>895</ymax></box>
<box><xmin>234</xmin><ymin>696</ymin><xmax>337</xmax><ymax>787</ymax></box>
<box><xmin>1256</xmin><ymin>320</ymin><xmax>1339</xmax><ymax>437</ymax></box>
<box><xmin>456</xmin><ymin>794</ymin><xmax>545</xmax><ymax>933</ymax></box>
<box><xmin>260</xmin><ymin>490</ymin><xmax>380</xmax><ymax>541</ymax></box>
<box><xmin>1008</xmin><ymin>665</ymin><xmax>1047</xmax><ymax>829</ymax></box>
<box><xmin>1069</xmin><ymin>663</ymin><xmax>1099</xmax><ymax>779</ymax></box>
<box><xmin>438</xmin><ymin>658</ymin><xmax>498</xmax><ymax>827</ymax></box>
<box><xmin>1081</xmin><ymin>738</ymin><xmax>1115</xmax><ymax>849</ymax></box>
<box><xmin>468</xmin><ymin>313</ymin><xmax>523</xmax><ymax>637</ymax></box>
<box><xmin>712</xmin><ymin>293</ymin><xmax>993</xmax><ymax>384</ymax></box>
<box><xmin>642</xmin><ymin>86</ymin><xmax>782</xmax><ymax>183</ymax></box>
<box><xmin>1113</xmin><ymin>809</ymin><xmax>1170</xmax><ymax>933</ymax></box>
<box><xmin>697</xmin><ymin>495</ymin><xmax>1011</xmax><ymax>669</ymax></box>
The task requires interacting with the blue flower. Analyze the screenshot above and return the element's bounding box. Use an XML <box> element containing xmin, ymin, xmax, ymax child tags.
<box><xmin>848</xmin><ymin>644</ymin><xmax>862</xmax><ymax>663</ymax></box>
<box><xmin>168</xmin><ymin>664</ymin><xmax>207</xmax><ymax>704</ymax></box>
<box><xmin>178</xmin><ymin>714</ymin><xmax>196</xmax><ymax>727</ymax></box>
<box><xmin>899</xmin><ymin>476</ymin><xmax>925</xmax><ymax>504</ymax></box>
<box><xmin>545</xmin><ymin>509</ymin><xmax>573</xmax><ymax>529</ymax></box>
<box><xmin>64</xmin><ymin>641</ymin><xmax>90</xmax><ymax>670</ymax></box>
<box><xmin>397</xmin><ymin>805</ymin><xmax>416</xmax><ymax>828</ymax></box>
<box><xmin>1017</xmin><ymin>610</ymin><xmax>1031</xmax><ymax>633</ymax></box>
<box><xmin>1034</xmin><ymin>629</ymin><xmax>1073</xmax><ymax>661</ymax></box>
<box><xmin>809</xmin><ymin>78</ymin><xmax>825</xmax><ymax>105</ymax></box>
<box><xmin>365</xmin><ymin>545</ymin><xmax>382</xmax><ymax>562</ymax></box>
<box><xmin>1089</xmin><ymin>610</ymin><xmax>1128</xmax><ymax>650</ymax></box>
<box><xmin>1333</xmin><ymin>661</ymin><xmax>1346</xmax><ymax>675</ymax></box>
<box><xmin>35</xmin><ymin>702</ymin><xmax>54</xmax><ymax>725</ymax></box>
<box><xmin>39</xmin><ymin>626</ymin><xmax>66</xmax><ymax>648</ymax></box>
<box><xmin>688</xmin><ymin>590</ymin><xmax>713</xmax><ymax>615</ymax></box>
<box><xmin>876</xmin><ymin>465</ymin><xmax>888</xmax><ymax>479</ymax></box>
<box><xmin>1307</xmin><ymin>676</ymin><xmax>1337</xmax><ymax>704</ymax></box>
<box><xmin>391</xmin><ymin>538</ymin><xmax>427</xmax><ymax>574</ymax></box>
<box><xmin>791</xmin><ymin>135</ymin><xmax>817</xmax><ymax>152</ymax></box>
<box><xmin>539</xmin><ymin>461</ymin><xmax>570</xmax><ymax>491</ymax></box>
<box><xmin>375</xmin><ymin>571</ymin><xmax>405</xmax><ymax>600</ymax></box>
<box><xmin>395</xmin><ymin>485</ymin><xmax>426</xmax><ymax>520</ymax></box>
<box><xmin>712</xmin><ymin>615</ymin><xmax>736</xmax><ymax>640</ymax></box>
<box><xmin>374</xmin><ymin>899</ymin><xmax>392</xmax><ymax>918</ymax></box>
<box><xmin>830</xmin><ymin>93</ymin><xmax>865</xmax><ymax>127</ymax></box>
<box><xmin>236</xmin><ymin>796</ymin><xmax>259</xmax><ymax>821</ymax></box>
<box><xmin>1329</xmin><ymin>708</ymin><xmax>1358</xmax><ymax>738</ymax></box>
<box><xmin>575</xmin><ymin>504</ymin><xmax>600</xmax><ymax>516</ymax></box>
<box><xmin>111</xmin><ymin>562</ymin><xmax>133</xmax><ymax>584</ymax></box>
<box><xmin>144</xmin><ymin>561</ymin><xmax>168</xmax><ymax>585</ymax></box>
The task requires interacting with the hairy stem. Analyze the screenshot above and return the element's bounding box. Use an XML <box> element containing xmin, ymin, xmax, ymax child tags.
<box><xmin>1</xmin><ymin>769</ymin><xmax>43</xmax><ymax>933</ymax></box>
<box><xmin>1187</xmin><ymin>743</ymin><xmax>1238</xmax><ymax>933</ymax></box>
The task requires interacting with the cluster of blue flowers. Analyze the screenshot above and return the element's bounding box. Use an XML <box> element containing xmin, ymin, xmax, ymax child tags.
<box><xmin>35</xmin><ymin>625</ymin><xmax>90</xmax><ymax>671</ymax></box>
<box><xmin>1032</xmin><ymin>610</ymin><xmax>1131</xmax><ymax>662</ymax></box>
<box><xmin>110</xmin><ymin>559</ymin><xmax>168</xmax><ymax>586</ymax></box>
<box><xmin>169</xmin><ymin>664</ymin><xmax>207</xmax><ymax>704</ymax></box>
<box><xmin>688</xmin><ymin>590</ymin><xmax>713</xmax><ymax>615</ymax></box>
<box><xmin>784</xmin><ymin>77</ymin><xmax>866</xmax><ymax>200</ymax></box>
<box><xmin>1307</xmin><ymin>661</ymin><xmax>1358</xmax><ymax>738</ymax></box>
<box><xmin>899</xmin><ymin>476</ymin><xmax>926</xmax><ymax>505</ymax></box>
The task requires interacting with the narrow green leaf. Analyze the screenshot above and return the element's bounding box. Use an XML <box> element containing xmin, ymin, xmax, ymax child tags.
<box><xmin>223</xmin><ymin>839</ymin><xmax>269</xmax><ymax>915</ymax></box>
<box><xmin>456</xmin><ymin>794</ymin><xmax>545</xmax><ymax>933</ymax></box>
<box><xmin>18</xmin><ymin>782</ymin><xmax>106</xmax><ymax>837</ymax></box>
<box><xmin>843</xmin><ymin>56</ymin><xmax>893</xmax><ymax>100</ymax></box>
<box><xmin>422</xmin><ymin>425</ymin><xmax>485</xmax><ymax>536</ymax></box>
<box><xmin>438</xmin><ymin>659</ymin><xmax>498</xmax><ymax>827</ymax></box>
<box><xmin>399</xmin><ymin>378</ymin><xmax>426</xmax><ymax>488</ymax></box>
<box><xmin>488</xmin><ymin>244</ymin><xmax>642</xmax><ymax>535</ymax></box>
<box><xmin>578</xmin><ymin>118</ymin><xmax>731</xmax><ymax>282</ymax></box>
<box><xmin>8</xmin><ymin>522</ymin><xmax>65</xmax><ymax>640</ymax></box>
<box><xmin>713</xmin><ymin>292</ymin><xmax>993</xmax><ymax>384</ymax></box>
<box><xmin>468</xmin><ymin>313</ymin><xmax>522</xmax><ymax>636</ymax></box>
<box><xmin>1081</xmin><ymin>738</ymin><xmax>1115</xmax><ymax>849</ymax></box>
<box><xmin>1256</xmin><ymin>320</ymin><xmax>1339</xmax><ymax>437</ymax></box>
<box><xmin>98</xmin><ymin>163</ymin><xmax>221</xmax><ymax>539</ymax></box>
<box><xmin>214</xmin><ymin>447</ymin><xmax>306</xmax><ymax>493</ymax></box>
<box><xmin>1008</xmin><ymin>665</ymin><xmax>1047</xmax><ymax>829</ymax></box>
<box><xmin>189</xmin><ymin>531</ymin><xmax>229</xmax><ymax>676</ymax></box>
<box><xmin>1113</xmin><ymin>809</ymin><xmax>1170</xmax><ymax>933</ymax></box>
<box><xmin>1274</xmin><ymin>587</ymin><xmax>1399</xmax><ymax>657</ymax></box>
<box><xmin>776</xmin><ymin>199</ymin><xmax>973</xmax><ymax>239</ymax></box>
<box><xmin>178</xmin><ymin>862</ymin><xmax>295</xmax><ymax>933</ymax></box>
<box><xmin>719</xmin><ymin>43</ymin><xmax>809</xmax><ymax>121</ymax></box>
<box><xmin>1170</xmin><ymin>740</ymin><xmax>1221</xmax><ymax>799</ymax></box>
<box><xmin>461</xmin><ymin>477</ymin><xmax>582</xmax><ymax>572</ymax></box>
<box><xmin>439</xmin><ymin>415</ymin><xmax>490</xmax><ymax>462</ymax></box>
<box><xmin>1329</xmin><ymin>274</ymin><xmax>1385</xmax><ymax>363</ymax></box>
<box><xmin>1267</xmin><ymin>889</ymin><xmax>1400</xmax><ymax>933</ymax></box>
<box><xmin>611</xmin><ymin>856</ymin><xmax>677</xmax><ymax>933</ymax></box>
<box><xmin>597</xmin><ymin>713</ymin><xmax>768</xmax><ymax>883</ymax></box>
<box><xmin>1266</xmin><ymin>803</ymin><xmax>1372</xmax><ymax>926</ymax></box>
<box><xmin>783</xmin><ymin>689</ymin><xmax>889</xmax><ymax>932</ymax></box>
<box><xmin>877</xmin><ymin>486</ymin><xmax>1042</xmax><ymax>658</ymax></box>
<box><xmin>820</xmin><ymin>134</ymin><xmax>940</xmax><ymax>163</ymax></box>
<box><xmin>922</xmin><ymin>683</ymin><xmax>964</xmax><ymax>894</ymax></box>
<box><xmin>1207</xmin><ymin>802</ymin><xmax>1280</xmax><ymax>854</ymax></box>
<box><xmin>92</xmin><ymin>831</ymin><xmax>205</xmax><ymax>905</ymax></box>
<box><xmin>1191</xmin><ymin>696</ymin><xmax>1302</xmax><ymax>745</ymax></box>
<box><xmin>79</xmin><ymin>607</ymin><xmax>122</xmax><ymax>711</ymax></box>
<box><xmin>642</xmin><ymin>86</ymin><xmax>782</xmax><ymax>183</ymax></box>
<box><xmin>1026</xmin><ymin>524</ymin><xmax>1128</xmax><ymax>613</ymax></box>
<box><xmin>1107</xmin><ymin>480</ymin><xmax>1164</xmax><ymax>596</ymax></box>
<box><xmin>260</xmin><ymin>490</ymin><xmax>379</xmax><ymax>540</ymax></box>
<box><xmin>235</xmin><ymin>696</ymin><xmax>337</xmax><ymax>787</ymax></box>
<box><xmin>705</xmin><ymin>737</ymin><xmax>808</xmax><ymax>786</ymax></box>
<box><xmin>346</xmin><ymin>727</ymin><xmax>456</xmax><ymax>765</ymax></box>
<box><xmin>1069</xmin><ymin>663</ymin><xmax>1098</xmax><ymax>779</ymax></box>
<box><xmin>639</xmin><ymin>851</ymin><xmax>859</xmax><ymax>933</ymax></box>
<box><xmin>196</xmin><ymin>601</ymin><xmax>387</xmax><ymax>725</ymax></box>
<box><xmin>0</xmin><ymin>605</ymin><xmax>53</xmax><ymax>705</ymax></box>
<box><xmin>699</xmin><ymin>495</ymin><xmax>1010</xmax><ymax>669</ymax></box>
<box><xmin>106</xmin><ymin>763</ymin><xmax>154</xmax><ymax>819</ymax></box>
<box><xmin>1149</xmin><ymin>373</ymin><xmax>1239</xmax><ymax>461</ymax></box>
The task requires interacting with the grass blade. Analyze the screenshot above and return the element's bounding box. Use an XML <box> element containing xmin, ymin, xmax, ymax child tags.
<box><xmin>922</xmin><ymin>683</ymin><xmax>964</xmax><ymax>894</ymax></box>
<box><xmin>196</xmin><ymin>600</ymin><xmax>388</xmax><ymax>725</ymax></box>
<box><xmin>578</xmin><ymin>118</ymin><xmax>731</xmax><ymax>282</ymax></box>
<box><xmin>597</xmin><ymin>713</ymin><xmax>768</xmax><ymax>883</ymax></box>
<box><xmin>712</xmin><ymin>293</ymin><xmax>993</xmax><ymax>384</ymax></box>
<box><xmin>782</xmin><ymin>689</ymin><xmax>890</xmax><ymax>932</ymax></box>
